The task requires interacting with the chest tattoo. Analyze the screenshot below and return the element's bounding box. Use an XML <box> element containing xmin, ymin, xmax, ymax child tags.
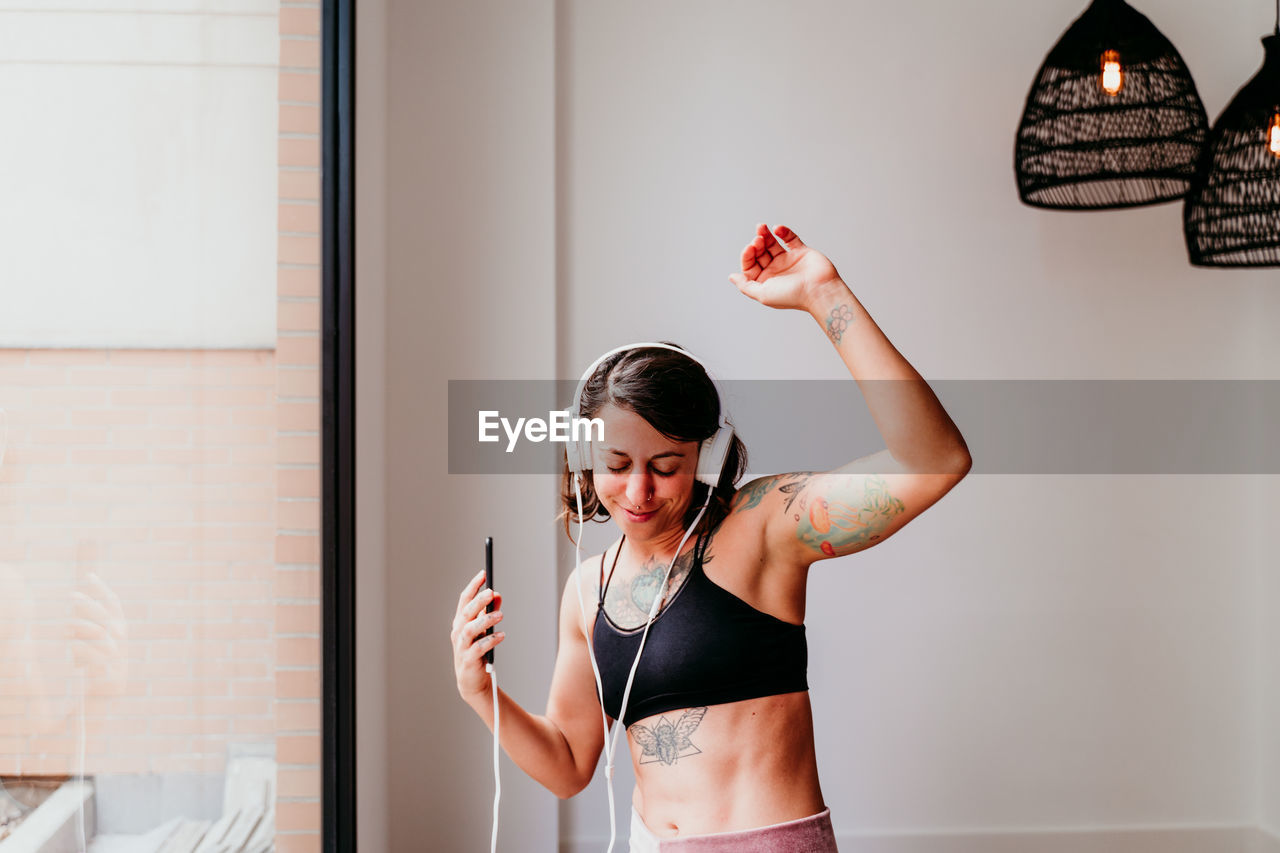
<box><xmin>601</xmin><ymin>545</ymin><xmax>711</xmax><ymax>629</ymax></box>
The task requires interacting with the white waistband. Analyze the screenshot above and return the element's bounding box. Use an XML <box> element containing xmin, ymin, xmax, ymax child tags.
<box><xmin>629</xmin><ymin>805</ymin><xmax>662</xmax><ymax>853</ymax></box>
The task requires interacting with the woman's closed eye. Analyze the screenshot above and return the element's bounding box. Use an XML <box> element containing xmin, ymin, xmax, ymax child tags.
<box><xmin>605</xmin><ymin>463</ymin><xmax>677</xmax><ymax>477</ymax></box>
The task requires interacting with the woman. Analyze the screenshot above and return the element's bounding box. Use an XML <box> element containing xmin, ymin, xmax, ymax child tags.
<box><xmin>451</xmin><ymin>223</ymin><xmax>971</xmax><ymax>850</ymax></box>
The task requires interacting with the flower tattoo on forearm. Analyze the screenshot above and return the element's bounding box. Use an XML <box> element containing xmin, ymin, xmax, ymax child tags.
<box><xmin>826</xmin><ymin>304</ymin><xmax>854</xmax><ymax>344</ymax></box>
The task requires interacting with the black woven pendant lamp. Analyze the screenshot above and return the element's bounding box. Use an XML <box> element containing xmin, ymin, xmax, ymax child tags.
<box><xmin>1015</xmin><ymin>0</ymin><xmax>1209</xmax><ymax>210</ymax></box>
<box><xmin>1183</xmin><ymin>8</ymin><xmax>1280</xmax><ymax>267</ymax></box>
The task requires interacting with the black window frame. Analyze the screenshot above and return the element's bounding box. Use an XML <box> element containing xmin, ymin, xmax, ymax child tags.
<box><xmin>321</xmin><ymin>0</ymin><xmax>356</xmax><ymax>850</ymax></box>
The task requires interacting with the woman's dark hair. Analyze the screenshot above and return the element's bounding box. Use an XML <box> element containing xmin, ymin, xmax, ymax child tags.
<box><xmin>560</xmin><ymin>343</ymin><xmax>748</xmax><ymax>541</ymax></box>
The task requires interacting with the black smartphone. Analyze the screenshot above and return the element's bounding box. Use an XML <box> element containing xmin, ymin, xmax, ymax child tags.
<box><xmin>484</xmin><ymin>537</ymin><xmax>495</xmax><ymax>665</ymax></box>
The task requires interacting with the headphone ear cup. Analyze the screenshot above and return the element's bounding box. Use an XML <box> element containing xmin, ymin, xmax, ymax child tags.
<box><xmin>695</xmin><ymin>425</ymin><xmax>733</xmax><ymax>487</ymax></box>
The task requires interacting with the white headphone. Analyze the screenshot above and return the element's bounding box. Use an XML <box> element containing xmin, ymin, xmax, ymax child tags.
<box><xmin>566</xmin><ymin>342</ymin><xmax>734</xmax><ymax>853</ymax></box>
<box><xmin>564</xmin><ymin>342</ymin><xmax>734</xmax><ymax>487</ymax></box>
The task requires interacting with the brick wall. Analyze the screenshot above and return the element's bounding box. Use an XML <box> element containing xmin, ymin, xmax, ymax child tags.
<box><xmin>0</xmin><ymin>349</ymin><xmax>278</xmax><ymax>779</ymax></box>
<box><xmin>274</xmin><ymin>1</ymin><xmax>323</xmax><ymax>849</ymax></box>
<box><xmin>0</xmin><ymin>2</ymin><xmax>324</xmax><ymax>848</ymax></box>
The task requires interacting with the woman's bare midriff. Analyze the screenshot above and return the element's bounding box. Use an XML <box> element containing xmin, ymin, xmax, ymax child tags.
<box><xmin>627</xmin><ymin>690</ymin><xmax>824</xmax><ymax>838</ymax></box>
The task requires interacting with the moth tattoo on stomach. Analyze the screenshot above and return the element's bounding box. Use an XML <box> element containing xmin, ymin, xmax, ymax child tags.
<box><xmin>632</xmin><ymin>707</ymin><xmax>707</xmax><ymax>766</ymax></box>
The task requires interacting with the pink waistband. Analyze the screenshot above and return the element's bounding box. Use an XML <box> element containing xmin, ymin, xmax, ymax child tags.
<box><xmin>638</xmin><ymin>806</ymin><xmax>838</xmax><ymax>852</ymax></box>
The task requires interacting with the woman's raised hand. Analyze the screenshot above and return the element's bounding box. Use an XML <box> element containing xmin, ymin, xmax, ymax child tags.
<box><xmin>728</xmin><ymin>223</ymin><xmax>843</xmax><ymax>311</ymax></box>
<box><xmin>451</xmin><ymin>569</ymin><xmax>505</xmax><ymax>703</ymax></box>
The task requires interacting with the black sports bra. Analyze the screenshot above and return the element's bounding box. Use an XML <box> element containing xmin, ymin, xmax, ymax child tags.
<box><xmin>592</xmin><ymin>532</ymin><xmax>808</xmax><ymax>728</ymax></box>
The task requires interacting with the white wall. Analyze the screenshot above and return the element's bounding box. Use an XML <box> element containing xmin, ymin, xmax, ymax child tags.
<box><xmin>1259</xmin><ymin>476</ymin><xmax>1280</xmax><ymax>838</ymax></box>
<box><xmin>558</xmin><ymin>0</ymin><xmax>1279</xmax><ymax>844</ymax></box>
<box><xmin>0</xmin><ymin>1</ymin><xmax>278</xmax><ymax>349</ymax></box>
<box><xmin>357</xmin><ymin>0</ymin><xmax>389</xmax><ymax>847</ymax></box>
<box><xmin>364</xmin><ymin>0</ymin><xmax>1280</xmax><ymax>849</ymax></box>
<box><xmin>380</xmin><ymin>1</ymin><xmax>560</xmax><ymax>851</ymax></box>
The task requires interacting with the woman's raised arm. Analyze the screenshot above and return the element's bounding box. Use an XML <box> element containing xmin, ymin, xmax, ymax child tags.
<box><xmin>728</xmin><ymin>223</ymin><xmax>971</xmax><ymax>565</ymax></box>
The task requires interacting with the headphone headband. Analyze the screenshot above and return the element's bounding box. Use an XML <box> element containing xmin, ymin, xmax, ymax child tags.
<box><xmin>570</xmin><ymin>342</ymin><xmax>727</xmax><ymax>418</ymax></box>
<box><xmin>566</xmin><ymin>342</ymin><xmax>734</xmax><ymax>487</ymax></box>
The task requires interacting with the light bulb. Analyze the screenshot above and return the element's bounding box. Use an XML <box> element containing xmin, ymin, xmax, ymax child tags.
<box><xmin>1269</xmin><ymin>110</ymin><xmax>1280</xmax><ymax>158</ymax></box>
<box><xmin>1100</xmin><ymin>49</ymin><xmax>1123</xmax><ymax>96</ymax></box>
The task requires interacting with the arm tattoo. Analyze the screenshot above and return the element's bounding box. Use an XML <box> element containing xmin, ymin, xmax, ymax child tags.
<box><xmin>779</xmin><ymin>479</ymin><xmax>806</xmax><ymax>512</ymax></box>
<box><xmin>826</xmin><ymin>304</ymin><xmax>854</xmax><ymax>344</ymax></box>
<box><xmin>631</xmin><ymin>707</ymin><xmax>707</xmax><ymax>765</ymax></box>
<box><xmin>730</xmin><ymin>472</ymin><xmax>813</xmax><ymax>513</ymax></box>
<box><xmin>730</xmin><ymin>477</ymin><xmax>774</xmax><ymax>512</ymax></box>
<box><xmin>797</xmin><ymin>474</ymin><xmax>905</xmax><ymax>556</ymax></box>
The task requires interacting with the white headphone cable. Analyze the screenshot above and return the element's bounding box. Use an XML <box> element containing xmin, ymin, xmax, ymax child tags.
<box><xmin>487</xmin><ymin>661</ymin><xmax>499</xmax><ymax>853</ymax></box>
<box><xmin>572</xmin><ymin>475</ymin><xmax>620</xmax><ymax>852</ymax></box>
<box><xmin>563</xmin><ymin>342</ymin><xmax>731</xmax><ymax>851</ymax></box>
<box><xmin>572</xmin><ymin>474</ymin><xmax>712</xmax><ymax>853</ymax></box>
<box><xmin>601</xmin><ymin>492</ymin><xmax>710</xmax><ymax>794</ymax></box>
